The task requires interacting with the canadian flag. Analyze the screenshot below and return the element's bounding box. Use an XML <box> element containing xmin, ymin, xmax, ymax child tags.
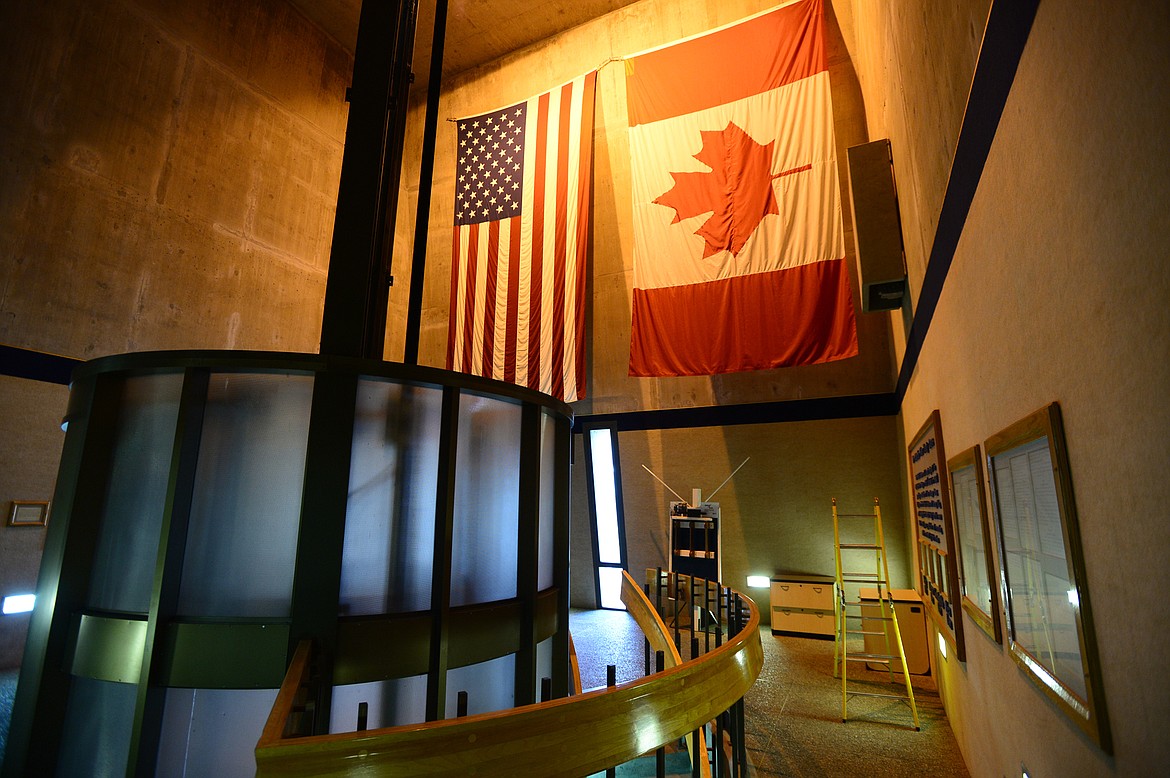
<box><xmin>626</xmin><ymin>0</ymin><xmax>857</xmax><ymax>377</ymax></box>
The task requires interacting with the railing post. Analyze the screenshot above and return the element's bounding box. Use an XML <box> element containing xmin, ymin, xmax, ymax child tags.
<box><xmin>715</xmin><ymin>708</ymin><xmax>724</xmax><ymax>778</ymax></box>
<box><xmin>655</xmin><ymin>566</ymin><xmax>663</xmax><ymax>613</ymax></box>
<box><xmin>540</xmin><ymin>677</ymin><xmax>552</xmax><ymax>703</ymax></box>
<box><xmin>605</xmin><ymin>664</ymin><xmax>618</xmax><ymax>778</ymax></box>
<box><xmin>456</xmin><ymin>691</ymin><xmax>468</xmax><ymax>718</ymax></box>
<box><xmin>357</xmin><ymin>702</ymin><xmax>368</xmax><ymax>732</ymax></box>
<box><xmin>704</xmin><ymin>578</ymin><xmax>712</xmax><ymax>653</ymax></box>
<box><xmin>673</xmin><ymin>573</ymin><xmax>681</xmax><ymax>648</ymax></box>
<box><xmin>692</xmin><ymin>724</ymin><xmax>703</xmax><ymax>778</ymax></box>
<box><xmin>655</xmin><ymin>650</ymin><xmax>666</xmax><ymax>778</ymax></box>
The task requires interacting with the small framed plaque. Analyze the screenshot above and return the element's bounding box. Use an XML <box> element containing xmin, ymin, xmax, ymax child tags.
<box><xmin>7</xmin><ymin>500</ymin><xmax>50</xmax><ymax>527</ymax></box>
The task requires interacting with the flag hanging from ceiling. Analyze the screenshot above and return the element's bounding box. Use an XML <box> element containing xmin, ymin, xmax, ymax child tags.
<box><xmin>447</xmin><ymin>72</ymin><xmax>597</xmax><ymax>403</ymax></box>
<box><xmin>625</xmin><ymin>0</ymin><xmax>857</xmax><ymax>377</ymax></box>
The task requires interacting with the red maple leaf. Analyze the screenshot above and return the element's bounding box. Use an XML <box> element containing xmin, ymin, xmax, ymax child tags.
<box><xmin>654</xmin><ymin>122</ymin><xmax>782</xmax><ymax>259</ymax></box>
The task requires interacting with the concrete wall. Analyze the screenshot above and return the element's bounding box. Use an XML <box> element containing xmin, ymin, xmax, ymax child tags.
<box><xmin>0</xmin><ymin>0</ymin><xmax>351</xmax><ymax>669</ymax></box>
<box><xmin>0</xmin><ymin>378</ymin><xmax>68</xmax><ymax>671</ymax></box>
<box><xmin>854</xmin><ymin>0</ymin><xmax>1170</xmax><ymax>775</ymax></box>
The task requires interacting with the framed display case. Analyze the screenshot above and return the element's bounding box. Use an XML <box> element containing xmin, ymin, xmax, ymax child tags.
<box><xmin>947</xmin><ymin>446</ymin><xmax>1001</xmax><ymax>643</ymax></box>
<box><xmin>985</xmin><ymin>402</ymin><xmax>1110</xmax><ymax>752</ymax></box>
<box><xmin>908</xmin><ymin>410</ymin><xmax>965</xmax><ymax>660</ymax></box>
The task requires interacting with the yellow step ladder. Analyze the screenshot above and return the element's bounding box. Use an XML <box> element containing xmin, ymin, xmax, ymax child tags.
<box><xmin>832</xmin><ymin>498</ymin><xmax>919</xmax><ymax>730</ymax></box>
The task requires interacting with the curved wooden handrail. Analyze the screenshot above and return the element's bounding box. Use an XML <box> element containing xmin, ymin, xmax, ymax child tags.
<box><xmin>255</xmin><ymin>572</ymin><xmax>762</xmax><ymax>777</ymax></box>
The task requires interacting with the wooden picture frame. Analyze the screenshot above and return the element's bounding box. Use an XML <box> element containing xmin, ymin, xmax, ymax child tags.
<box><xmin>984</xmin><ymin>402</ymin><xmax>1111</xmax><ymax>752</ymax></box>
<box><xmin>7</xmin><ymin>500</ymin><xmax>50</xmax><ymax>527</ymax></box>
<box><xmin>947</xmin><ymin>446</ymin><xmax>1002</xmax><ymax>643</ymax></box>
<box><xmin>908</xmin><ymin>410</ymin><xmax>965</xmax><ymax>660</ymax></box>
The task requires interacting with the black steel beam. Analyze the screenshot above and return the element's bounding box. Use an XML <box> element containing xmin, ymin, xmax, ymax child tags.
<box><xmin>319</xmin><ymin>0</ymin><xmax>417</xmax><ymax>360</ymax></box>
<box><xmin>404</xmin><ymin>0</ymin><xmax>450</xmax><ymax>365</ymax></box>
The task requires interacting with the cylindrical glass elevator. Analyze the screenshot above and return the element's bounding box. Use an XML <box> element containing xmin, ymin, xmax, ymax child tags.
<box><xmin>6</xmin><ymin>351</ymin><xmax>572</xmax><ymax>777</ymax></box>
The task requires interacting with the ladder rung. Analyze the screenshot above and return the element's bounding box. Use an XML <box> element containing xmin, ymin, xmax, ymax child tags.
<box><xmin>845</xmin><ymin>653</ymin><xmax>900</xmax><ymax>662</ymax></box>
<box><xmin>838</xmin><ymin>543</ymin><xmax>882</xmax><ymax>549</ymax></box>
<box><xmin>846</xmin><ymin>691</ymin><xmax>914</xmax><ymax>701</ymax></box>
<box><xmin>846</xmin><ymin>629</ymin><xmax>890</xmax><ymax>636</ymax></box>
<box><xmin>835</xmin><ymin>513</ymin><xmax>874</xmax><ymax>518</ymax></box>
<box><xmin>841</xmin><ymin>572</ymin><xmax>883</xmax><ymax>579</ymax></box>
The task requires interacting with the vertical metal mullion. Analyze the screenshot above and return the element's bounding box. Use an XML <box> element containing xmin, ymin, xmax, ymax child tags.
<box><xmin>289</xmin><ymin>369</ymin><xmax>359</xmax><ymax>734</ymax></box>
<box><xmin>513</xmin><ymin>403</ymin><xmax>541</xmax><ymax>706</ymax></box>
<box><xmin>551</xmin><ymin>416</ymin><xmax>571</xmax><ymax>698</ymax></box>
<box><xmin>608</xmin><ymin>429</ymin><xmax>629</xmax><ymax>576</ymax></box>
<box><xmin>4</xmin><ymin>373</ymin><xmax>116</xmax><ymax>777</ymax></box>
<box><xmin>426</xmin><ymin>387</ymin><xmax>460</xmax><ymax>720</ymax></box>
<box><xmin>128</xmin><ymin>368</ymin><xmax>209</xmax><ymax>775</ymax></box>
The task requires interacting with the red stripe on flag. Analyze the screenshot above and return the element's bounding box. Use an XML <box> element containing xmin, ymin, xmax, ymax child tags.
<box><xmin>447</xmin><ymin>227</ymin><xmax>462</xmax><ymax>370</ymax></box>
<box><xmin>461</xmin><ymin>223</ymin><xmax>480</xmax><ymax>374</ymax></box>
<box><xmin>482</xmin><ymin>220</ymin><xmax>500</xmax><ymax>376</ymax></box>
<box><xmin>504</xmin><ymin>215</ymin><xmax>521</xmax><ymax>384</ymax></box>
<box><xmin>573</xmin><ymin>72</ymin><xmax>597</xmax><ymax>400</ymax></box>
<box><xmin>550</xmin><ymin>81</ymin><xmax>573</xmax><ymax>401</ymax></box>
<box><xmin>528</xmin><ymin>92</ymin><xmax>550</xmax><ymax>392</ymax></box>
<box><xmin>628</xmin><ymin>258</ymin><xmax>857</xmax><ymax>376</ymax></box>
<box><xmin>626</xmin><ymin>0</ymin><xmax>824</xmax><ymax>126</ymax></box>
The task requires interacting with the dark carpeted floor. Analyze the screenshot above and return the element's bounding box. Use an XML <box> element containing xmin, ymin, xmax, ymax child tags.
<box><xmin>571</xmin><ymin>608</ymin><xmax>970</xmax><ymax>778</ymax></box>
<box><xmin>0</xmin><ymin>669</ymin><xmax>16</xmax><ymax>767</ymax></box>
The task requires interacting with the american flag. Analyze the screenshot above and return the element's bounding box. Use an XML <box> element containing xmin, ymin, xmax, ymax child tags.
<box><xmin>447</xmin><ymin>72</ymin><xmax>597</xmax><ymax>403</ymax></box>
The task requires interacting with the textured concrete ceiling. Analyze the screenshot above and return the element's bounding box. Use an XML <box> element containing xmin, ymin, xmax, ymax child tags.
<box><xmin>290</xmin><ymin>0</ymin><xmax>642</xmax><ymax>81</ymax></box>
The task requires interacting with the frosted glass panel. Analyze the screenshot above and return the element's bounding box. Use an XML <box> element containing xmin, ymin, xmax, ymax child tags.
<box><xmin>88</xmin><ymin>373</ymin><xmax>184</xmax><ymax>613</ymax></box>
<box><xmin>155</xmin><ymin>687</ymin><xmax>278</xmax><ymax>777</ymax></box>
<box><xmin>451</xmin><ymin>394</ymin><xmax>521</xmax><ymax>607</ymax></box>
<box><xmin>340</xmin><ymin>380</ymin><xmax>442</xmax><ymax>615</ymax></box>
<box><xmin>538</xmin><ymin>412</ymin><xmax>557</xmax><ymax>591</ymax></box>
<box><xmin>536</xmin><ymin>637</ymin><xmax>553</xmax><ymax>700</ymax></box>
<box><xmin>57</xmin><ymin>677</ymin><xmax>136</xmax><ymax>778</ymax></box>
<box><xmin>589</xmin><ymin>428</ymin><xmax>622</xmax><ymax>564</ymax></box>
<box><xmin>329</xmin><ymin>675</ymin><xmax>428</xmax><ymax>732</ymax></box>
<box><xmin>445</xmin><ymin>653</ymin><xmax>515</xmax><ymax>718</ymax></box>
<box><xmin>179</xmin><ymin>373</ymin><xmax>313</xmax><ymax>617</ymax></box>
<box><xmin>598</xmin><ymin>567</ymin><xmax>625</xmax><ymax>610</ymax></box>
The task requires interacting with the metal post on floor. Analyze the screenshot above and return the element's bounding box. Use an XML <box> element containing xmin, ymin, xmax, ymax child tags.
<box><xmin>605</xmin><ymin>664</ymin><xmax>618</xmax><ymax>778</ymax></box>
<box><xmin>655</xmin><ymin>650</ymin><xmax>666</xmax><ymax>778</ymax></box>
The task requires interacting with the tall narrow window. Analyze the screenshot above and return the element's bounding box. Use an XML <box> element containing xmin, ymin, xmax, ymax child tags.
<box><xmin>584</xmin><ymin>426</ymin><xmax>627</xmax><ymax>610</ymax></box>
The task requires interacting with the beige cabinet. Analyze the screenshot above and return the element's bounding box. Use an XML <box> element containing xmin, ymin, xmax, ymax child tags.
<box><xmin>770</xmin><ymin>574</ymin><xmax>836</xmax><ymax>638</ymax></box>
<box><xmin>858</xmin><ymin>588</ymin><xmax>932</xmax><ymax>675</ymax></box>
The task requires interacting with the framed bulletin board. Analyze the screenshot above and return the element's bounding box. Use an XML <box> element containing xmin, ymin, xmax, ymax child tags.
<box><xmin>948</xmin><ymin>446</ymin><xmax>1002</xmax><ymax>643</ymax></box>
<box><xmin>985</xmin><ymin>402</ymin><xmax>1110</xmax><ymax>752</ymax></box>
<box><xmin>908</xmin><ymin>411</ymin><xmax>965</xmax><ymax>660</ymax></box>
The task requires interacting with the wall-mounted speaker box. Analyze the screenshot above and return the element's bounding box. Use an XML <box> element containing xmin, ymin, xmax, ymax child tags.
<box><xmin>847</xmin><ymin>139</ymin><xmax>906</xmax><ymax>312</ymax></box>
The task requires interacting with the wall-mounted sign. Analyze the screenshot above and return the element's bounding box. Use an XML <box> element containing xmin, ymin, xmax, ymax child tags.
<box><xmin>908</xmin><ymin>410</ymin><xmax>965</xmax><ymax>661</ymax></box>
